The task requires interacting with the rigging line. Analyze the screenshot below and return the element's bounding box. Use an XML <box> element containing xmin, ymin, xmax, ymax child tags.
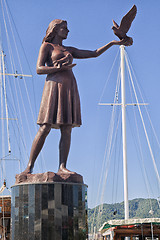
<box><xmin>1</xmin><ymin>153</ymin><xmax>11</xmax><ymax>159</ymax></box>
<box><xmin>0</xmin><ymin>22</ymin><xmax>34</xmax><ymax>165</ymax></box>
<box><xmin>0</xmin><ymin>62</ymin><xmax>6</xmax><ymax>180</ymax></box>
<box><xmin>98</xmin><ymin>49</ymin><xmax>119</xmax><ymax>103</ymax></box>
<box><xmin>2</xmin><ymin>0</ymin><xmax>35</xmax><ymax>130</ymax></box>
<box><xmin>3</xmin><ymin>68</ymin><xmax>29</xmax><ymax>164</ymax></box>
<box><xmin>100</xmin><ymin>109</ymin><xmax>121</xmax><ymax>208</ymax></box>
<box><xmin>127</xmin><ymin>68</ymin><xmax>155</xmax><ymax>203</ymax></box>
<box><xmin>125</xmin><ymin>51</ymin><xmax>148</xmax><ymax>103</ymax></box>
<box><xmin>91</xmin><ymin>71</ymin><xmax>121</xmax><ymax>233</ymax></box>
<box><xmin>100</xmin><ymin>64</ymin><xmax>121</xmax><ymax>203</ymax></box>
<box><xmin>91</xmin><ymin>56</ymin><xmax>122</xmax><ymax>232</ymax></box>
<box><xmin>101</xmin><ymin>108</ymin><xmax>122</xmax><ymax>204</ymax></box>
<box><xmin>96</xmin><ymin>108</ymin><xmax>122</xmax><ymax>229</ymax></box>
<box><xmin>90</xmin><ymin>107</ymin><xmax>103</xmax><ymax>207</ymax></box>
<box><xmin>3</xmin><ymin>1</ymin><xmax>42</xmax><ymax>172</ymax></box>
<box><xmin>3</xmin><ymin>1</ymin><xmax>37</xmax><ymax>130</ymax></box>
<box><xmin>96</xmin><ymin>66</ymin><xmax>121</xmax><ymax>223</ymax></box>
<box><xmin>0</xmin><ymin>69</ymin><xmax>30</xmax><ymax>169</ymax></box>
<box><xmin>112</xmin><ymin>68</ymin><xmax>121</xmax><ymax>204</ymax></box>
<box><xmin>114</xmin><ymin>73</ymin><xmax>122</xmax><ymax>206</ymax></box>
<box><xmin>13</xmin><ymin>76</ymin><xmax>41</xmax><ymax>171</ymax></box>
<box><xmin>115</xmin><ymin>126</ymin><xmax>122</xmax><ymax>204</ymax></box>
<box><xmin>4</xmin><ymin>0</ymin><xmax>38</xmax><ymax>116</ymax></box>
<box><xmin>0</xmin><ymin>0</ymin><xmax>16</xmax><ymax>71</ymax></box>
<box><xmin>5</xmin><ymin>59</ymin><xmax>18</xmax><ymax>116</ymax></box>
<box><xmin>126</xmin><ymin>53</ymin><xmax>160</xmax><ymax>197</ymax></box>
<box><xmin>8</xmin><ymin>119</ymin><xmax>27</xmax><ymax>169</ymax></box>
<box><xmin>0</xmin><ymin>2</ymin><xmax>20</xmax><ymax>128</ymax></box>
<box><xmin>125</xmin><ymin>54</ymin><xmax>160</xmax><ymax>193</ymax></box>
<box><xmin>0</xmin><ymin>0</ymin><xmax>25</xmax><ymax>164</ymax></box>
<box><xmin>126</xmin><ymin>108</ymin><xmax>154</xmax><ymax>205</ymax></box>
<box><xmin>145</xmin><ymin>108</ymin><xmax>160</xmax><ymax>151</ymax></box>
<box><xmin>0</xmin><ymin>12</ymin><xmax>3</xmax><ymax>49</ymax></box>
<box><xmin>125</xmin><ymin>52</ymin><xmax>160</xmax><ymax>188</ymax></box>
<box><xmin>7</xmin><ymin>72</ymin><xmax>37</xmax><ymax>172</ymax></box>
<box><xmin>97</xmin><ymin>66</ymin><xmax>121</xmax><ymax>205</ymax></box>
<box><xmin>0</xmin><ymin>94</ymin><xmax>5</xmax><ymax>240</ymax></box>
<box><xmin>5</xmin><ymin>67</ymin><xmax>30</xmax><ymax>164</ymax></box>
<box><xmin>102</xmin><ymin>65</ymin><xmax>120</xmax><ymax>182</ymax></box>
<box><xmin>111</xmin><ymin>71</ymin><xmax>121</xmax><ymax>204</ymax></box>
<box><xmin>111</xmin><ymin>107</ymin><xmax>121</xmax><ymax>204</ymax></box>
<box><xmin>0</xmin><ymin>14</ymin><xmax>31</xmax><ymax>170</ymax></box>
<box><xmin>126</xmin><ymin>52</ymin><xmax>160</xmax><ymax>156</ymax></box>
<box><xmin>6</xmin><ymin>94</ymin><xmax>30</xmax><ymax>161</ymax></box>
<box><xmin>0</xmin><ymin>1</ymin><xmax>8</xmax><ymax>169</ymax></box>
<box><xmin>94</xmin><ymin>108</ymin><xmax>115</xmax><ymax>204</ymax></box>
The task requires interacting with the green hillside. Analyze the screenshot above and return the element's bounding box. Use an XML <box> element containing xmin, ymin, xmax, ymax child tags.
<box><xmin>88</xmin><ymin>198</ymin><xmax>160</xmax><ymax>233</ymax></box>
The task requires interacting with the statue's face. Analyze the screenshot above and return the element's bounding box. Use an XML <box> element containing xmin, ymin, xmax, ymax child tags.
<box><xmin>56</xmin><ymin>22</ymin><xmax>69</xmax><ymax>40</ymax></box>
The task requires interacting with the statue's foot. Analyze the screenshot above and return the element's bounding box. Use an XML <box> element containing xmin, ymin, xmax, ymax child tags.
<box><xmin>20</xmin><ymin>167</ymin><xmax>32</xmax><ymax>175</ymax></box>
<box><xmin>58</xmin><ymin>166</ymin><xmax>76</xmax><ymax>174</ymax></box>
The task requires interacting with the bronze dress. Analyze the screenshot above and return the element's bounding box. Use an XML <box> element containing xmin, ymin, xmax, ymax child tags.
<box><xmin>37</xmin><ymin>48</ymin><xmax>82</xmax><ymax>129</ymax></box>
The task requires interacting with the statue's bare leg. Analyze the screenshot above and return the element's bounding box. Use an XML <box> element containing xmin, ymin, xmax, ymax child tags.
<box><xmin>58</xmin><ymin>125</ymin><xmax>74</xmax><ymax>173</ymax></box>
<box><xmin>22</xmin><ymin>124</ymin><xmax>51</xmax><ymax>174</ymax></box>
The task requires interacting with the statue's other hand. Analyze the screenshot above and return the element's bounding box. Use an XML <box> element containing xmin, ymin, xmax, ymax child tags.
<box><xmin>53</xmin><ymin>60</ymin><xmax>61</xmax><ymax>68</ymax></box>
<box><xmin>61</xmin><ymin>53</ymin><xmax>73</xmax><ymax>66</ymax></box>
<box><xmin>53</xmin><ymin>53</ymin><xmax>73</xmax><ymax>68</ymax></box>
<box><xmin>61</xmin><ymin>63</ymin><xmax>76</xmax><ymax>70</ymax></box>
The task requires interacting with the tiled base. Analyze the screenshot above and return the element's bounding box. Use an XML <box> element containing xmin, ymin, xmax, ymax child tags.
<box><xmin>11</xmin><ymin>182</ymin><xmax>88</xmax><ymax>240</ymax></box>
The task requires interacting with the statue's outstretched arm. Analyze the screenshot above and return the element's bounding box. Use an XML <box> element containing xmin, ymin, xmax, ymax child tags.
<box><xmin>70</xmin><ymin>38</ymin><xmax>131</xmax><ymax>59</ymax></box>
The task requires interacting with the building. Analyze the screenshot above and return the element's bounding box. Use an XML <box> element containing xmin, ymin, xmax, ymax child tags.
<box><xmin>0</xmin><ymin>195</ymin><xmax>11</xmax><ymax>240</ymax></box>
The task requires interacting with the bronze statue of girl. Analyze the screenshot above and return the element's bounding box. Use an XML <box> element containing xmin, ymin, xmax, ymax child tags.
<box><xmin>22</xmin><ymin>19</ymin><xmax>131</xmax><ymax>174</ymax></box>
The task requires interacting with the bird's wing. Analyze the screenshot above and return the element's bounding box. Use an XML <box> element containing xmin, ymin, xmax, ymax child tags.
<box><xmin>112</xmin><ymin>19</ymin><xmax>119</xmax><ymax>28</ymax></box>
<box><xmin>119</xmin><ymin>5</ymin><xmax>137</xmax><ymax>33</ymax></box>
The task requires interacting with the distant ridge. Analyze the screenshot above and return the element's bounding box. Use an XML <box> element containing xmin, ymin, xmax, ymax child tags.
<box><xmin>88</xmin><ymin>198</ymin><xmax>160</xmax><ymax>233</ymax></box>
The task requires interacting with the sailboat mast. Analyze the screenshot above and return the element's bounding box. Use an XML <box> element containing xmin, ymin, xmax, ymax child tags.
<box><xmin>1</xmin><ymin>50</ymin><xmax>11</xmax><ymax>153</ymax></box>
<box><xmin>120</xmin><ymin>45</ymin><xmax>129</xmax><ymax>220</ymax></box>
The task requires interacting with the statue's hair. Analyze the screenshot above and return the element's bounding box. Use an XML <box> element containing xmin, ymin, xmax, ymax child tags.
<box><xmin>42</xmin><ymin>19</ymin><xmax>67</xmax><ymax>43</ymax></box>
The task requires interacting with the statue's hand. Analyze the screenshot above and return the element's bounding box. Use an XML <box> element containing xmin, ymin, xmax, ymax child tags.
<box><xmin>53</xmin><ymin>53</ymin><xmax>73</xmax><ymax>68</ymax></box>
<box><xmin>61</xmin><ymin>53</ymin><xmax>73</xmax><ymax>66</ymax></box>
<box><xmin>112</xmin><ymin>38</ymin><xmax>133</xmax><ymax>46</ymax></box>
<box><xmin>61</xmin><ymin>63</ymin><xmax>76</xmax><ymax>70</ymax></box>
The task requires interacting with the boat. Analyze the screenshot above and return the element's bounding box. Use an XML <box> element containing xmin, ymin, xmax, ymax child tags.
<box><xmin>100</xmin><ymin>218</ymin><xmax>160</xmax><ymax>240</ymax></box>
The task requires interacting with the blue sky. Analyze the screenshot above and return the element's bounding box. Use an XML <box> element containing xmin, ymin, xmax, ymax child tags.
<box><xmin>0</xmin><ymin>0</ymin><xmax>160</xmax><ymax>209</ymax></box>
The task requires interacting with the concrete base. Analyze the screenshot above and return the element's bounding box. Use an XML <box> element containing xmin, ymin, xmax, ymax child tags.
<box><xmin>11</xmin><ymin>182</ymin><xmax>88</xmax><ymax>240</ymax></box>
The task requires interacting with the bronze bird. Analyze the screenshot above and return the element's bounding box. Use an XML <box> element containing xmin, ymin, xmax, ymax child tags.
<box><xmin>112</xmin><ymin>5</ymin><xmax>137</xmax><ymax>44</ymax></box>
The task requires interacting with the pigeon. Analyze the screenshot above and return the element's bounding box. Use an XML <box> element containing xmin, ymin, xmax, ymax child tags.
<box><xmin>112</xmin><ymin>5</ymin><xmax>137</xmax><ymax>44</ymax></box>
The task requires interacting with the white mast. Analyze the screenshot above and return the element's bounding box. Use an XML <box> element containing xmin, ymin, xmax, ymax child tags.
<box><xmin>99</xmin><ymin>46</ymin><xmax>151</xmax><ymax>221</ymax></box>
<box><xmin>120</xmin><ymin>45</ymin><xmax>129</xmax><ymax>220</ymax></box>
<box><xmin>1</xmin><ymin>50</ymin><xmax>11</xmax><ymax>153</ymax></box>
<box><xmin>0</xmin><ymin>50</ymin><xmax>32</xmax><ymax>154</ymax></box>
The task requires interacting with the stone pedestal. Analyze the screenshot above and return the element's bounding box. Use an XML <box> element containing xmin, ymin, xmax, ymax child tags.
<box><xmin>11</xmin><ymin>181</ymin><xmax>88</xmax><ymax>240</ymax></box>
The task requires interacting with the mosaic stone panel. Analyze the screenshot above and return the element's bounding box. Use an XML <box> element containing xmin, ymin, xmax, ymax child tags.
<box><xmin>11</xmin><ymin>182</ymin><xmax>88</xmax><ymax>240</ymax></box>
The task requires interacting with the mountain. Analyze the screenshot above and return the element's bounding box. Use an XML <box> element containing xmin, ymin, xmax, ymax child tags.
<box><xmin>88</xmin><ymin>198</ymin><xmax>160</xmax><ymax>233</ymax></box>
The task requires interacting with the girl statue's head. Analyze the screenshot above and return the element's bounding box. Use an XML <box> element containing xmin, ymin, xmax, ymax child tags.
<box><xmin>42</xmin><ymin>19</ymin><xmax>67</xmax><ymax>43</ymax></box>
